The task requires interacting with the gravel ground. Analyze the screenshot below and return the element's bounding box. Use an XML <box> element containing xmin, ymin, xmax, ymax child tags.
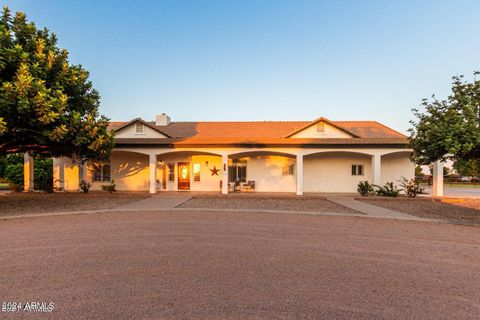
<box><xmin>0</xmin><ymin>192</ymin><xmax>150</xmax><ymax>216</ymax></box>
<box><xmin>443</xmin><ymin>198</ymin><xmax>480</xmax><ymax>210</ymax></box>
<box><xmin>179</xmin><ymin>194</ymin><xmax>359</xmax><ymax>213</ymax></box>
<box><xmin>359</xmin><ymin>197</ymin><xmax>480</xmax><ymax>224</ymax></box>
<box><xmin>0</xmin><ymin>211</ymin><xmax>479</xmax><ymax>319</ymax></box>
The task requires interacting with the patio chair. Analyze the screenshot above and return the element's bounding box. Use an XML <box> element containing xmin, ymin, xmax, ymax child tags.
<box><xmin>242</xmin><ymin>181</ymin><xmax>255</xmax><ymax>192</ymax></box>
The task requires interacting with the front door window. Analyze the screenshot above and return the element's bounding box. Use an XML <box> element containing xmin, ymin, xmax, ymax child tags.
<box><xmin>177</xmin><ymin>162</ymin><xmax>190</xmax><ymax>190</ymax></box>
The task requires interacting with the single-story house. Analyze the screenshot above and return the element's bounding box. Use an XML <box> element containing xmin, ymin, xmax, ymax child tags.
<box><xmin>51</xmin><ymin>114</ymin><xmax>414</xmax><ymax>194</ymax></box>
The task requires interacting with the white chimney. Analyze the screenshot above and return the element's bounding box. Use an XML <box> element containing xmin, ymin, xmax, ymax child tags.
<box><xmin>155</xmin><ymin>113</ymin><xmax>171</xmax><ymax>126</ymax></box>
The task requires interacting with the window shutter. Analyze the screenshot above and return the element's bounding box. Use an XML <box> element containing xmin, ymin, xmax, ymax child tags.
<box><xmin>135</xmin><ymin>122</ymin><xmax>144</xmax><ymax>134</ymax></box>
<box><xmin>316</xmin><ymin>122</ymin><xmax>325</xmax><ymax>133</ymax></box>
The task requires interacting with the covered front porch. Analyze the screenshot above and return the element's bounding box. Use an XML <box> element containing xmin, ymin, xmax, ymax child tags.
<box><xmin>46</xmin><ymin>147</ymin><xmax>420</xmax><ymax>195</ymax></box>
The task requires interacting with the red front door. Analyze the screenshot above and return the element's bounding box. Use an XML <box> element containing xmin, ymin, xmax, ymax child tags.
<box><xmin>177</xmin><ymin>162</ymin><xmax>190</xmax><ymax>190</ymax></box>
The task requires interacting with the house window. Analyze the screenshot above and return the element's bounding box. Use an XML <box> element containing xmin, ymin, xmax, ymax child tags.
<box><xmin>228</xmin><ymin>160</ymin><xmax>247</xmax><ymax>183</ymax></box>
<box><xmin>351</xmin><ymin>164</ymin><xmax>364</xmax><ymax>176</ymax></box>
<box><xmin>282</xmin><ymin>163</ymin><xmax>295</xmax><ymax>176</ymax></box>
<box><xmin>135</xmin><ymin>122</ymin><xmax>144</xmax><ymax>134</ymax></box>
<box><xmin>316</xmin><ymin>122</ymin><xmax>325</xmax><ymax>133</ymax></box>
<box><xmin>193</xmin><ymin>163</ymin><xmax>201</xmax><ymax>182</ymax></box>
<box><xmin>93</xmin><ymin>162</ymin><xmax>111</xmax><ymax>182</ymax></box>
<box><xmin>168</xmin><ymin>163</ymin><xmax>175</xmax><ymax>181</ymax></box>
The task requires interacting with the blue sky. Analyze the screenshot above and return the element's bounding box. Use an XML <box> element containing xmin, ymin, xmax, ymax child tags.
<box><xmin>4</xmin><ymin>0</ymin><xmax>480</xmax><ymax>133</ymax></box>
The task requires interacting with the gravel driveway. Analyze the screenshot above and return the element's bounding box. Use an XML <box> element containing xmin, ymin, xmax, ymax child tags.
<box><xmin>1</xmin><ymin>210</ymin><xmax>479</xmax><ymax>319</ymax></box>
<box><xmin>179</xmin><ymin>194</ymin><xmax>358</xmax><ymax>213</ymax></box>
<box><xmin>0</xmin><ymin>192</ymin><xmax>150</xmax><ymax>216</ymax></box>
<box><xmin>359</xmin><ymin>198</ymin><xmax>480</xmax><ymax>224</ymax></box>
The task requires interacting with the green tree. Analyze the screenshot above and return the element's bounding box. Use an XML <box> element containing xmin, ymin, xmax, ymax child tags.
<box><xmin>409</xmin><ymin>72</ymin><xmax>480</xmax><ymax>165</ymax></box>
<box><xmin>0</xmin><ymin>6</ymin><xmax>113</xmax><ymax>161</ymax></box>
<box><xmin>414</xmin><ymin>165</ymin><xmax>424</xmax><ymax>176</ymax></box>
<box><xmin>0</xmin><ymin>156</ymin><xmax>7</xmax><ymax>177</ymax></box>
<box><xmin>453</xmin><ymin>159</ymin><xmax>480</xmax><ymax>179</ymax></box>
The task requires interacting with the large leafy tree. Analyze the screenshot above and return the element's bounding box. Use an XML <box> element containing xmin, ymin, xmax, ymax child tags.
<box><xmin>453</xmin><ymin>159</ymin><xmax>480</xmax><ymax>180</ymax></box>
<box><xmin>409</xmin><ymin>72</ymin><xmax>480</xmax><ymax>165</ymax></box>
<box><xmin>0</xmin><ymin>6</ymin><xmax>113</xmax><ymax>161</ymax></box>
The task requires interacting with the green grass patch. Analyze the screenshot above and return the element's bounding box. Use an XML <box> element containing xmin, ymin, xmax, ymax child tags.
<box><xmin>0</xmin><ymin>183</ymin><xmax>9</xmax><ymax>190</ymax></box>
<box><xmin>444</xmin><ymin>183</ymin><xmax>480</xmax><ymax>188</ymax></box>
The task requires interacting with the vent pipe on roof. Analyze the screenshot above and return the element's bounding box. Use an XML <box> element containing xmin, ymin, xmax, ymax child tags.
<box><xmin>155</xmin><ymin>113</ymin><xmax>171</xmax><ymax>126</ymax></box>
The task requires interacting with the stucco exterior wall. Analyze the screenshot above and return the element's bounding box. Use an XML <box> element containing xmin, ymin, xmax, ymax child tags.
<box><xmin>114</xmin><ymin>123</ymin><xmax>167</xmax><ymax>139</ymax></box>
<box><xmin>156</xmin><ymin>153</ymin><xmax>223</xmax><ymax>192</ymax></box>
<box><xmin>290</xmin><ymin>122</ymin><xmax>353</xmax><ymax>138</ymax></box>
<box><xmin>53</xmin><ymin>157</ymin><xmax>80</xmax><ymax>191</ymax></box>
<box><xmin>83</xmin><ymin>151</ymin><xmax>151</xmax><ymax>191</ymax></box>
<box><xmin>381</xmin><ymin>152</ymin><xmax>415</xmax><ymax>186</ymax></box>
<box><xmin>303</xmin><ymin>152</ymin><xmax>372</xmax><ymax>193</ymax></box>
<box><xmin>242</xmin><ymin>155</ymin><xmax>296</xmax><ymax>192</ymax></box>
<box><xmin>303</xmin><ymin>151</ymin><xmax>414</xmax><ymax>193</ymax></box>
<box><xmin>85</xmin><ymin>152</ymin><xmax>297</xmax><ymax>192</ymax></box>
<box><xmin>111</xmin><ymin>151</ymin><xmax>150</xmax><ymax>191</ymax></box>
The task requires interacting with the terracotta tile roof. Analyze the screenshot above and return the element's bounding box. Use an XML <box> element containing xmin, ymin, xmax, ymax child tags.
<box><xmin>109</xmin><ymin>118</ymin><xmax>408</xmax><ymax>146</ymax></box>
<box><xmin>158</xmin><ymin>121</ymin><xmax>308</xmax><ymax>138</ymax></box>
<box><xmin>114</xmin><ymin>137</ymin><xmax>409</xmax><ymax>147</ymax></box>
<box><xmin>110</xmin><ymin>121</ymin><xmax>405</xmax><ymax>138</ymax></box>
<box><xmin>333</xmin><ymin>121</ymin><xmax>406</xmax><ymax>139</ymax></box>
<box><xmin>108</xmin><ymin>122</ymin><xmax>126</xmax><ymax>131</ymax></box>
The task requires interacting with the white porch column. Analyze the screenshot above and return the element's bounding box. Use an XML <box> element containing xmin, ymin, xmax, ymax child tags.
<box><xmin>222</xmin><ymin>154</ymin><xmax>228</xmax><ymax>194</ymax></box>
<box><xmin>149</xmin><ymin>154</ymin><xmax>157</xmax><ymax>194</ymax></box>
<box><xmin>23</xmin><ymin>152</ymin><xmax>34</xmax><ymax>191</ymax></box>
<box><xmin>432</xmin><ymin>160</ymin><xmax>444</xmax><ymax>197</ymax></box>
<box><xmin>372</xmin><ymin>154</ymin><xmax>381</xmax><ymax>186</ymax></box>
<box><xmin>78</xmin><ymin>162</ymin><xmax>85</xmax><ymax>189</ymax></box>
<box><xmin>59</xmin><ymin>158</ymin><xmax>65</xmax><ymax>190</ymax></box>
<box><xmin>296</xmin><ymin>154</ymin><xmax>303</xmax><ymax>195</ymax></box>
<box><xmin>53</xmin><ymin>157</ymin><xmax>65</xmax><ymax>191</ymax></box>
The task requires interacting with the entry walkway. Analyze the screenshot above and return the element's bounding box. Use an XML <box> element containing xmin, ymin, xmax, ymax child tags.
<box><xmin>327</xmin><ymin>197</ymin><xmax>432</xmax><ymax>221</ymax></box>
<box><xmin>117</xmin><ymin>193</ymin><xmax>192</xmax><ymax>210</ymax></box>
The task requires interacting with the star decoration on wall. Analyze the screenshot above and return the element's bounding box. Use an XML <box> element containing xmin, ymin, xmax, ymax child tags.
<box><xmin>210</xmin><ymin>166</ymin><xmax>220</xmax><ymax>176</ymax></box>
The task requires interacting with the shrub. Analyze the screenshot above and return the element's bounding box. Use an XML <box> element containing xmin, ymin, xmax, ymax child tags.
<box><xmin>375</xmin><ymin>182</ymin><xmax>400</xmax><ymax>197</ymax></box>
<box><xmin>0</xmin><ymin>157</ymin><xmax>8</xmax><ymax>178</ymax></box>
<box><xmin>4</xmin><ymin>163</ymin><xmax>23</xmax><ymax>192</ymax></box>
<box><xmin>34</xmin><ymin>157</ymin><xmax>53</xmax><ymax>192</ymax></box>
<box><xmin>79</xmin><ymin>180</ymin><xmax>92</xmax><ymax>193</ymax></box>
<box><xmin>101</xmin><ymin>179</ymin><xmax>116</xmax><ymax>193</ymax></box>
<box><xmin>1</xmin><ymin>154</ymin><xmax>53</xmax><ymax>192</ymax></box>
<box><xmin>398</xmin><ymin>177</ymin><xmax>424</xmax><ymax>197</ymax></box>
<box><xmin>357</xmin><ymin>181</ymin><xmax>375</xmax><ymax>196</ymax></box>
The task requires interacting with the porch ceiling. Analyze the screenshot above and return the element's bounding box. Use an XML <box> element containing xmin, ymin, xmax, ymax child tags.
<box><xmin>229</xmin><ymin>150</ymin><xmax>296</xmax><ymax>159</ymax></box>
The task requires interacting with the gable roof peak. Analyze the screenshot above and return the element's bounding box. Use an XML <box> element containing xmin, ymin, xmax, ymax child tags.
<box><xmin>113</xmin><ymin>118</ymin><xmax>172</xmax><ymax>138</ymax></box>
<box><xmin>285</xmin><ymin>116</ymin><xmax>359</xmax><ymax>138</ymax></box>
